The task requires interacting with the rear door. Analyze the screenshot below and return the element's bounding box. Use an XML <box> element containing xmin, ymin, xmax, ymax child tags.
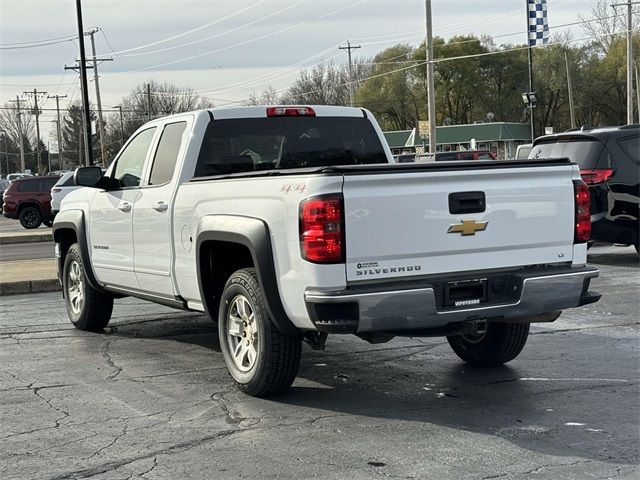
<box><xmin>342</xmin><ymin>162</ymin><xmax>577</xmax><ymax>282</ymax></box>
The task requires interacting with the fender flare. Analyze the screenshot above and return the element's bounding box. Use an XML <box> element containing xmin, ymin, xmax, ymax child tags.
<box><xmin>52</xmin><ymin>209</ymin><xmax>103</xmax><ymax>292</ymax></box>
<box><xmin>195</xmin><ymin>215</ymin><xmax>297</xmax><ymax>335</ymax></box>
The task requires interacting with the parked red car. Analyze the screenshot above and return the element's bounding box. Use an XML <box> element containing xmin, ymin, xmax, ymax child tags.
<box><xmin>2</xmin><ymin>175</ymin><xmax>60</xmax><ymax>229</ymax></box>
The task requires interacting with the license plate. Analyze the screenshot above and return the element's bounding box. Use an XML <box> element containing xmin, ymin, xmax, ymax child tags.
<box><xmin>445</xmin><ymin>278</ymin><xmax>488</xmax><ymax>307</ymax></box>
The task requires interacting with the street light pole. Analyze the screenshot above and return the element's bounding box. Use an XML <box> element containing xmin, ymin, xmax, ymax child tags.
<box><xmin>612</xmin><ymin>0</ymin><xmax>638</xmax><ymax>125</ymax></box>
<box><xmin>424</xmin><ymin>0</ymin><xmax>437</xmax><ymax>153</ymax></box>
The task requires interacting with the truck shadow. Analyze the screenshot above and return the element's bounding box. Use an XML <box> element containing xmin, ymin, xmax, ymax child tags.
<box><xmin>276</xmin><ymin>331</ymin><xmax>638</xmax><ymax>467</ymax></box>
<box><xmin>106</xmin><ymin>311</ymin><xmax>221</xmax><ymax>351</ymax></box>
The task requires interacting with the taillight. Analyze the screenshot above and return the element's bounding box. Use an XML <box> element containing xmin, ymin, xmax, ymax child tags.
<box><xmin>299</xmin><ymin>194</ymin><xmax>344</xmax><ymax>263</ymax></box>
<box><xmin>267</xmin><ymin>106</ymin><xmax>316</xmax><ymax>117</ymax></box>
<box><xmin>574</xmin><ymin>179</ymin><xmax>591</xmax><ymax>243</ymax></box>
<box><xmin>579</xmin><ymin>168</ymin><xmax>613</xmax><ymax>185</ymax></box>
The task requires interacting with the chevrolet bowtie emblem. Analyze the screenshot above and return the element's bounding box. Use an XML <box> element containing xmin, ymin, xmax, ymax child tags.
<box><xmin>447</xmin><ymin>219</ymin><xmax>488</xmax><ymax>236</ymax></box>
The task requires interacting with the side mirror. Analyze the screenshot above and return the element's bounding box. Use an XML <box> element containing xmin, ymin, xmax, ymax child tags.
<box><xmin>74</xmin><ymin>166</ymin><xmax>103</xmax><ymax>187</ymax></box>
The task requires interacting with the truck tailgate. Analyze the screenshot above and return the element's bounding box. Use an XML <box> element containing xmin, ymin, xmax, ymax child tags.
<box><xmin>342</xmin><ymin>162</ymin><xmax>576</xmax><ymax>282</ymax></box>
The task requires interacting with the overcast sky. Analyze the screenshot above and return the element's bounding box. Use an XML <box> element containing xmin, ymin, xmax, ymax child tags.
<box><xmin>1</xmin><ymin>0</ymin><xmax>601</xmax><ymax>142</ymax></box>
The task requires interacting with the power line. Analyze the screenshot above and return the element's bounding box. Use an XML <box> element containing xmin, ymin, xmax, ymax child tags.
<box><xmin>100</xmin><ymin>0</ymin><xmax>270</xmax><ymax>56</ymax></box>
<box><xmin>106</xmin><ymin>0</ymin><xmax>367</xmax><ymax>76</ymax></box>
<box><xmin>0</xmin><ymin>38</ymin><xmax>76</xmax><ymax>50</ymax></box>
<box><xmin>117</xmin><ymin>0</ymin><xmax>305</xmax><ymax>58</ymax></box>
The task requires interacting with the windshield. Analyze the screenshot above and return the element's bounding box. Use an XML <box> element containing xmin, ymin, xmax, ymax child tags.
<box><xmin>194</xmin><ymin>116</ymin><xmax>387</xmax><ymax>177</ymax></box>
<box><xmin>530</xmin><ymin>137</ymin><xmax>604</xmax><ymax>168</ymax></box>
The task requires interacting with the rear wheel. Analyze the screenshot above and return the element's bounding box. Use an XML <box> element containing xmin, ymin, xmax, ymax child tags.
<box><xmin>19</xmin><ymin>206</ymin><xmax>42</xmax><ymax>229</ymax></box>
<box><xmin>63</xmin><ymin>243</ymin><xmax>114</xmax><ymax>331</ymax></box>
<box><xmin>447</xmin><ymin>322</ymin><xmax>530</xmax><ymax>366</ymax></box>
<box><xmin>218</xmin><ymin>268</ymin><xmax>301</xmax><ymax>397</ymax></box>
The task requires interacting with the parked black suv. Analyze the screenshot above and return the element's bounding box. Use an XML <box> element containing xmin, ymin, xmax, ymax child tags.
<box><xmin>530</xmin><ymin>125</ymin><xmax>639</xmax><ymax>252</ymax></box>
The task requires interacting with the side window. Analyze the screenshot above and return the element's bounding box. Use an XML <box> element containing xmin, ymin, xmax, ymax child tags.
<box><xmin>618</xmin><ymin>136</ymin><xmax>639</xmax><ymax>163</ymax></box>
<box><xmin>17</xmin><ymin>181</ymin><xmax>37</xmax><ymax>192</ymax></box>
<box><xmin>148</xmin><ymin>122</ymin><xmax>187</xmax><ymax>186</ymax></box>
<box><xmin>113</xmin><ymin>127</ymin><xmax>156</xmax><ymax>188</ymax></box>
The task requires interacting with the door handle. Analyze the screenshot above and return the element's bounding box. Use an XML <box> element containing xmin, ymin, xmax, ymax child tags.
<box><xmin>118</xmin><ymin>202</ymin><xmax>132</xmax><ymax>213</ymax></box>
<box><xmin>153</xmin><ymin>201</ymin><xmax>168</xmax><ymax>212</ymax></box>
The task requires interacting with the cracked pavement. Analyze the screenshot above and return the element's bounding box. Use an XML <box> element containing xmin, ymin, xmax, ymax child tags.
<box><xmin>0</xmin><ymin>245</ymin><xmax>638</xmax><ymax>479</ymax></box>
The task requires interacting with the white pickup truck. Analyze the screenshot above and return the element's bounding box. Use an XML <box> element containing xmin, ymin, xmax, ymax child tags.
<box><xmin>53</xmin><ymin>105</ymin><xmax>600</xmax><ymax>396</ymax></box>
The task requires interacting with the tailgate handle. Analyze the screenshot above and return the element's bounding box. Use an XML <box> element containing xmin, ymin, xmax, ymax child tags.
<box><xmin>449</xmin><ymin>191</ymin><xmax>486</xmax><ymax>214</ymax></box>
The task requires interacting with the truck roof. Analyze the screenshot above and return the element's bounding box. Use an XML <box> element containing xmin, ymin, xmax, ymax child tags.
<box><xmin>146</xmin><ymin>105</ymin><xmax>368</xmax><ymax>124</ymax></box>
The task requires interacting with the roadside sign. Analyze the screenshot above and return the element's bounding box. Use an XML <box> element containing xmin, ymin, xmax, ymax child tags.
<box><xmin>545</xmin><ymin>127</ymin><xmax>554</xmax><ymax>135</ymax></box>
<box><xmin>418</xmin><ymin>120</ymin><xmax>430</xmax><ymax>139</ymax></box>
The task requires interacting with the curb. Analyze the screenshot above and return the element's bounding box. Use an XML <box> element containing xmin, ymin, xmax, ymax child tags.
<box><xmin>0</xmin><ymin>233</ymin><xmax>53</xmax><ymax>245</ymax></box>
<box><xmin>0</xmin><ymin>278</ymin><xmax>60</xmax><ymax>296</ymax></box>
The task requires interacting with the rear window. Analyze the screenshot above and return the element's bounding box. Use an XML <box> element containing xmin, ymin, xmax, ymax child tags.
<box><xmin>194</xmin><ymin>116</ymin><xmax>387</xmax><ymax>177</ymax></box>
<box><xmin>529</xmin><ymin>137</ymin><xmax>604</xmax><ymax>168</ymax></box>
<box><xmin>55</xmin><ymin>172</ymin><xmax>75</xmax><ymax>187</ymax></box>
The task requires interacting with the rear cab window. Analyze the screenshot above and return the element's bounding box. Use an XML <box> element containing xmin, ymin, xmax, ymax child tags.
<box><xmin>194</xmin><ymin>116</ymin><xmax>387</xmax><ymax>177</ymax></box>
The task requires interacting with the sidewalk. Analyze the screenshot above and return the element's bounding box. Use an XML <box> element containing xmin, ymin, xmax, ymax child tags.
<box><xmin>0</xmin><ymin>258</ymin><xmax>59</xmax><ymax>295</ymax></box>
<box><xmin>0</xmin><ymin>230</ymin><xmax>52</xmax><ymax>245</ymax></box>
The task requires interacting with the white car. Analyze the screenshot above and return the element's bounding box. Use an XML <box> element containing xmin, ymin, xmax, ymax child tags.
<box><xmin>50</xmin><ymin>171</ymin><xmax>81</xmax><ymax>214</ymax></box>
<box><xmin>6</xmin><ymin>172</ymin><xmax>33</xmax><ymax>182</ymax></box>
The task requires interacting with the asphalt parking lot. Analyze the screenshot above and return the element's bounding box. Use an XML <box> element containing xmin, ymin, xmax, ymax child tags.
<box><xmin>1</xmin><ymin>245</ymin><xmax>638</xmax><ymax>480</ymax></box>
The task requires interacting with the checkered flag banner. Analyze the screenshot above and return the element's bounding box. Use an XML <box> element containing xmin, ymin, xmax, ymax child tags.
<box><xmin>528</xmin><ymin>0</ymin><xmax>549</xmax><ymax>46</ymax></box>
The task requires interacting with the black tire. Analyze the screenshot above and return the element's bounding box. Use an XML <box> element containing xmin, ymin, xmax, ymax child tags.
<box><xmin>218</xmin><ymin>268</ymin><xmax>301</xmax><ymax>397</ymax></box>
<box><xmin>63</xmin><ymin>243</ymin><xmax>114</xmax><ymax>331</ymax></box>
<box><xmin>447</xmin><ymin>322</ymin><xmax>530</xmax><ymax>367</ymax></box>
<box><xmin>19</xmin><ymin>206</ymin><xmax>42</xmax><ymax>229</ymax></box>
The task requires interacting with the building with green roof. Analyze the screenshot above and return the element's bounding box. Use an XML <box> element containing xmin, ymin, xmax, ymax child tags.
<box><xmin>383</xmin><ymin>122</ymin><xmax>531</xmax><ymax>159</ymax></box>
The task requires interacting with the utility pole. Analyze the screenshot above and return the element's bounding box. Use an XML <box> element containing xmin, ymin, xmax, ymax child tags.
<box><xmin>48</xmin><ymin>94</ymin><xmax>67</xmax><ymax>170</ymax></box>
<box><xmin>146</xmin><ymin>83</ymin><xmax>152</xmax><ymax>122</ymax></box>
<box><xmin>47</xmin><ymin>141</ymin><xmax>51</xmax><ymax>172</ymax></box>
<box><xmin>565</xmin><ymin>52</ymin><xmax>576</xmax><ymax>129</ymax></box>
<box><xmin>113</xmin><ymin>105</ymin><xmax>125</xmax><ymax>148</ymax></box>
<box><xmin>75</xmin><ymin>0</ymin><xmax>93</xmax><ymax>166</ymax></box>
<box><xmin>9</xmin><ymin>96</ymin><xmax>25</xmax><ymax>172</ymax></box>
<box><xmin>23</xmin><ymin>89</ymin><xmax>46</xmax><ymax>174</ymax></box>
<box><xmin>424</xmin><ymin>0</ymin><xmax>437</xmax><ymax>153</ymax></box>
<box><xmin>636</xmin><ymin>62</ymin><xmax>640</xmax><ymax>123</ymax></box>
<box><xmin>612</xmin><ymin>0</ymin><xmax>638</xmax><ymax>124</ymax></box>
<box><xmin>86</xmin><ymin>28</ymin><xmax>112</xmax><ymax>167</ymax></box>
<box><xmin>339</xmin><ymin>40</ymin><xmax>361</xmax><ymax>107</ymax></box>
<box><xmin>0</xmin><ymin>129</ymin><xmax>7</xmax><ymax>176</ymax></box>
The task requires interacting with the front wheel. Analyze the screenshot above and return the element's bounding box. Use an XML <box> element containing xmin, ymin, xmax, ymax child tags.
<box><xmin>63</xmin><ymin>243</ymin><xmax>114</xmax><ymax>331</ymax></box>
<box><xmin>447</xmin><ymin>322</ymin><xmax>530</xmax><ymax>366</ymax></box>
<box><xmin>218</xmin><ymin>268</ymin><xmax>301</xmax><ymax>397</ymax></box>
<box><xmin>19</xmin><ymin>206</ymin><xmax>42</xmax><ymax>229</ymax></box>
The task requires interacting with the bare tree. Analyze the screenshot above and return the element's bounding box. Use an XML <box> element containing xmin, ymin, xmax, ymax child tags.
<box><xmin>245</xmin><ymin>86</ymin><xmax>280</xmax><ymax>106</ymax></box>
<box><xmin>0</xmin><ymin>102</ymin><xmax>35</xmax><ymax>150</ymax></box>
<box><xmin>580</xmin><ymin>0</ymin><xmax>640</xmax><ymax>53</ymax></box>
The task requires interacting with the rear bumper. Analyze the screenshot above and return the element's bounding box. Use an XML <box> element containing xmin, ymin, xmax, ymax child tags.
<box><xmin>3</xmin><ymin>211</ymin><xmax>17</xmax><ymax>219</ymax></box>
<box><xmin>305</xmin><ymin>265</ymin><xmax>600</xmax><ymax>334</ymax></box>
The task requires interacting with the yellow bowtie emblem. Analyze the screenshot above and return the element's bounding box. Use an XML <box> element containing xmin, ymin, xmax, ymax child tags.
<box><xmin>447</xmin><ymin>219</ymin><xmax>488</xmax><ymax>236</ymax></box>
